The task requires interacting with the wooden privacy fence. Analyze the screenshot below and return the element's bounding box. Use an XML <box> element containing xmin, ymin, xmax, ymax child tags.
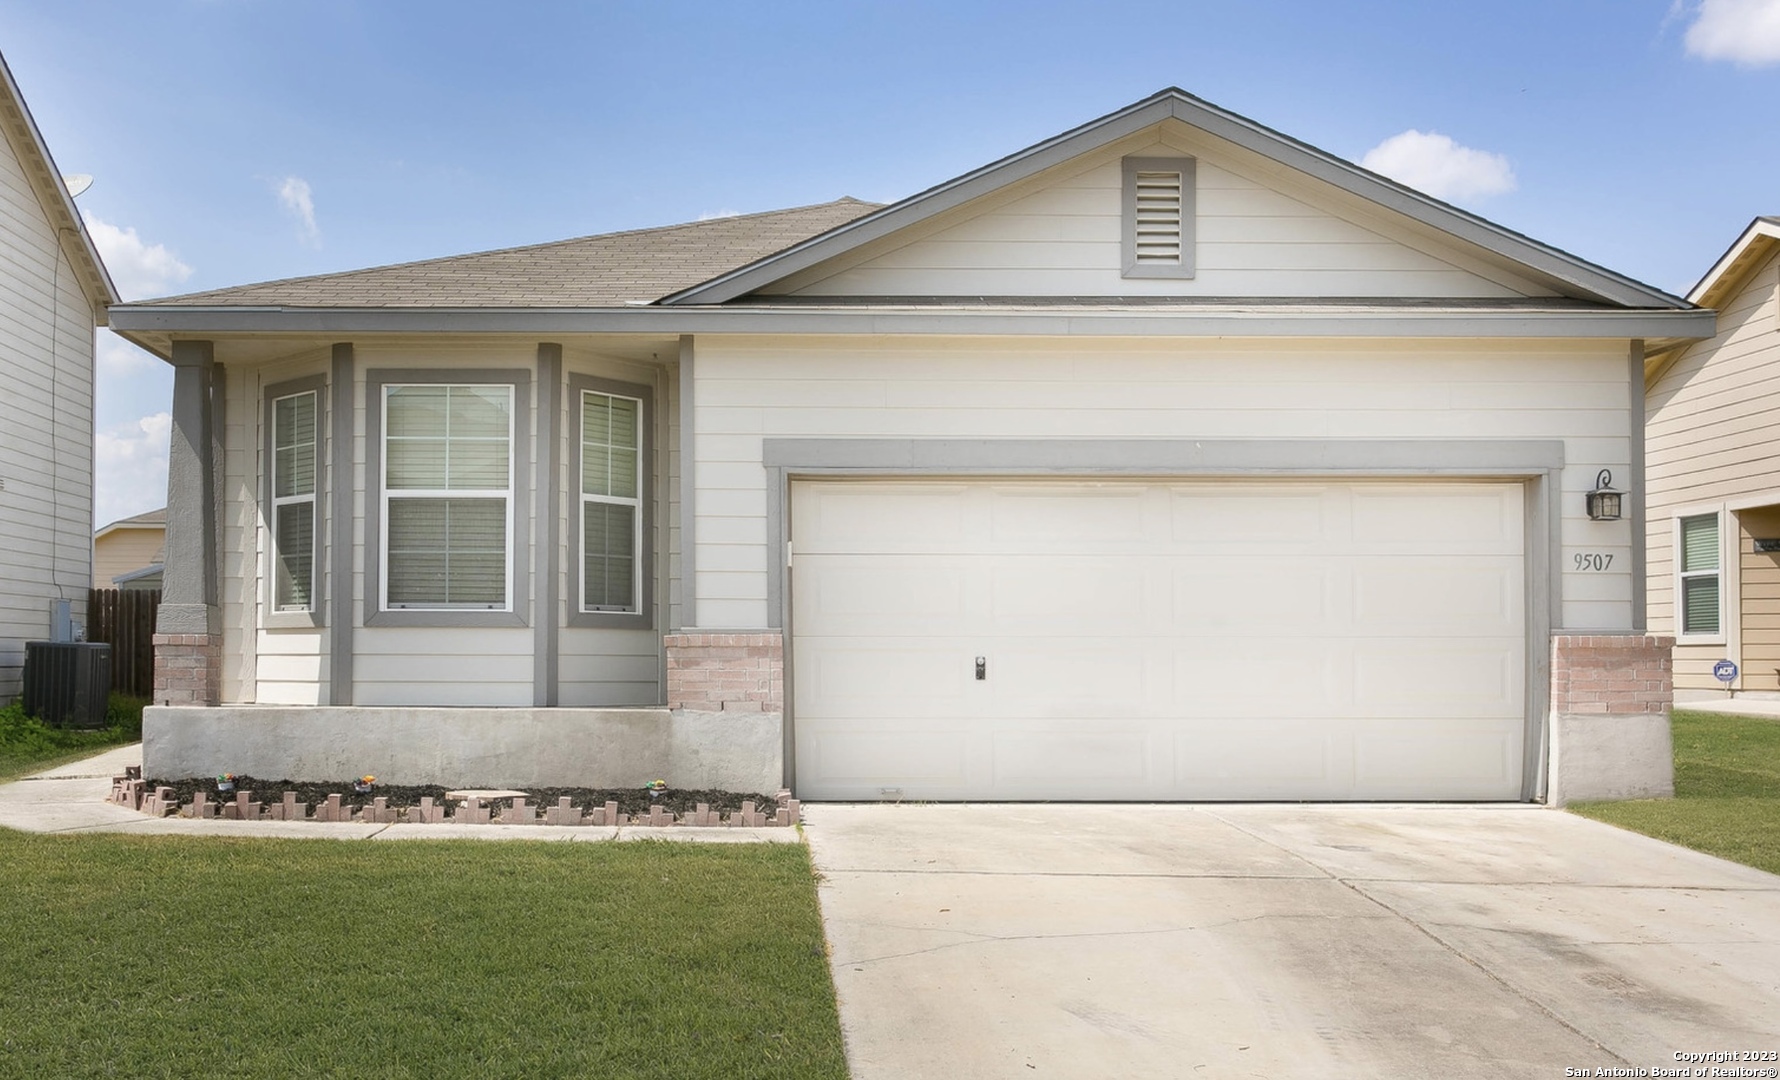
<box><xmin>87</xmin><ymin>588</ymin><xmax>160</xmax><ymax>697</ymax></box>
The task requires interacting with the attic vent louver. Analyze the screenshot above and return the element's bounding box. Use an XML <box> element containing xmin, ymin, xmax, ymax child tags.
<box><xmin>1122</xmin><ymin>156</ymin><xmax>1196</xmax><ymax>279</ymax></box>
<box><xmin>1133</xmin><ymin>171</ymin><xmax>1182</xmax><ymax>263</ymax></box>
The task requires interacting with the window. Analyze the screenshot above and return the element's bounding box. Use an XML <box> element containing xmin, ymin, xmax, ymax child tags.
<box><xmin>382</xmin><ymin>384</ymin><xmax>513</xmax><ymax>610</ymax></box>
<box><xmin>264</xmin><ymin>375</ymin><xmax>326</xmax><ymax>628</ymax></box>
<box><xmin>272</xmin><ymin>390</ymin><xmax>318</xmax><ymax>610</ymax></box>
<box><xmin>570</xmin><ymin>374</ymin><xmax>651</xmax><ymax>628</ymax></box>
<box><xmin>580</xmin><ymin>390</ymin><xmax>641</xmax><ymax>612</ymax></box>
<box><xmin>1122</xmin><ymin>156</ymin><xmax>1196</xmax><ymax>279</ymax></box>
<box><xmin>1678</xmin><ymin>512</ymin><xmax>1722</xmax><ymax>639</ymax></box>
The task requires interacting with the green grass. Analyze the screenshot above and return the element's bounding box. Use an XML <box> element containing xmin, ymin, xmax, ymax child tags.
<box><xmin>0</xmin><ymin>831</ymin><xmax>847</xmax><ymax>1080</ymax></box>
<box><xmin>1570</xmin><ymin>709</ymin><xmax>1780</xmax><ymax>875</ymax></box>
<box><xmin>0</xmin><ymin>694</ymin><xmax>145</xmax><ymax>783</ymax></box>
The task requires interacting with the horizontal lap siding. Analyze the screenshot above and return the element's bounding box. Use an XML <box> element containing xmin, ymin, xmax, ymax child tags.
<box><xmin>693</xmin><ymin>336</ymin><xmax>1633</xmax><ymax>631</ymax></box>
<box><xmin>0</xmin><ymin>122</ymin><xmax>94</xmax><ymax>698</ymax></box>
<box><xmin>558</xmin><ymin>629</ymin><xmax>660</xmax><ymax>706</ymax></box>
<box><xmin>775</xmin><ymin>143</ymin><xmax>1538</xmax><ymax>300</ymax></box>
<box><xmin>1646</xmin><ymin>248</ymin><xmax>1780</xmax><ymax>684</ymax></box>
<box><xmin>354</xmin><ymin>627</ymin><xmax>532</xmax><ymax>706</ymax></box>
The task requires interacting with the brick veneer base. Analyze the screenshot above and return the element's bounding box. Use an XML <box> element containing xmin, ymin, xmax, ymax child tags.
<box><xmin>1548</xmin><ymin>633</ymin><xmax>1676</xmax><ymax>806</ymax></box>
<box><xmin>153</xmin><ymin>633</ymin><xmax>221</xmax><ymax>706</ymax></box>
<box><xmin>1550</xmin><ymin>634</ymin><xmax>1674</xmax><ymax>715</ymax></box>
<box><xmin>664</xmin><ymin>632</ymin><xmax>783</xmax><ymax>713</ymax></box>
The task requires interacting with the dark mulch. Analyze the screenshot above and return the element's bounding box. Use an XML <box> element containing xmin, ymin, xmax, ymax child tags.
<box><xmin>144</xmin><ymin>776</ymin><xmax>780</xmax><ymax>818</ymax></box>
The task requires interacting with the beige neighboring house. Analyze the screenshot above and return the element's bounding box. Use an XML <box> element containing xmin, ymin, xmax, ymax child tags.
<box><xmin>113</xmin><ymin>88</ymin><xmax>1709</xmax><ymax>804</ymax></box>
<box><xmin>1646</xmin><ymin>217</ymin><xmax>1780</xmax><ymax>699</ymax></box>
<box><xmin>0</xmin><ymin>52</ymin><xmax>118</xmax><ymax>700</ymax></box>
<box><xmin>93</xmin><ymin>508</ymin><xmax>165</xmax><ymax>590</ymax></box>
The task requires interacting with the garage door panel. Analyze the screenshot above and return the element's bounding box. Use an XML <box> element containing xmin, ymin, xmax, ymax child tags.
<box><xmin>1172</xmin><ymin>563</ymin><xmax>1340</xmax><ymax>632</ymax></box>
<box><xmin>791</xmin><ymin>479</ymin><xmax>1528</xmax><ymax>801</ymax></box>
<box><xmin>1349</xmin><ymin>485</ymin><xmax>1522</xmax><ymax>554</ymax></box>
<box><xmin>990</xmin><ymin>559</ymin><xmax>1156</xmax><ymax>634</ymax></box>
<box><xmin>990</xmin><ymin>728</ymin><xmax>1151</xmax><ymax>786</ymax></box>
<box><xmin>804</xmin><ymin>726</ymin><xmax>970</xmax><ymax>787</ymax></box>
<box><xmin>1173</xmin><ymin>640</ymin><xmax>1352</xmax><ymax>715</ymax></box>
<box><xmin>1351</xmin><ymin>558</ymin><xmax>1520</xmax><ymax>633</ymax></box>
<box><xmin>1351</xmin><ymin>641</ymin><xmax>1521</xmax><ymax>714</ymax></box>
<box><xmin>987</xmin><ymin>484</ymin><xmax>1151</xmax><ymax>549</ymax></box>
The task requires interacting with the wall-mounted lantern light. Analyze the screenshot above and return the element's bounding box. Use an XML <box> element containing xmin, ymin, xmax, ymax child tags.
<box><xmin>1586</xmin><ymin>469</ymin><xmax>1623</xmax><ymax>522</ymax></box>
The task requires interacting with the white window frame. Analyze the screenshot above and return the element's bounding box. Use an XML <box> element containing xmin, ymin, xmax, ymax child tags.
<box><xmin>362</xmin><ymin>369</ymin><xmax>530</xmax><ymax>629</ymax></box>
<box><xmin>380</xmin><ymin>382</ymin><xmax>516</xmax><ymax>612</ymax></box>
<box><xmin>262</xmin><ymin>374</ymin><xmax>326</xmax><ymax>630</ymax></box>
<box><xmin>1674</xmin><ymin>509</ymin><xmax>1725</xmax><ymax>645</ymax></box>
<box><xmin>569</xmin><ymin>374</ymin><xmax>653</xmax><ymax>629</ymax></box>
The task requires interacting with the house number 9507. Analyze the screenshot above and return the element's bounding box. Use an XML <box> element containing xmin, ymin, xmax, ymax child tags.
<box><xmin>1574</xmin><ymin>553</ymin><xmax>1613</xmax><ymax>571</ymax></box>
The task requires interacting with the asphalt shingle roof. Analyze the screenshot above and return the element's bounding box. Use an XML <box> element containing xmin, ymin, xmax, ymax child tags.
<box><xmin>139</xmin><ymin>198</ymin><xmax>881</xmax><ymax>308</ymax></box>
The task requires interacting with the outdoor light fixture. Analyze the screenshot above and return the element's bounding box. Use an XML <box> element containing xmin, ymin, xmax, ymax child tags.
<box><xmin>1586</xmin><ymin>469</ymin><xmax>1623</xmax><ymax>522</ymax></box>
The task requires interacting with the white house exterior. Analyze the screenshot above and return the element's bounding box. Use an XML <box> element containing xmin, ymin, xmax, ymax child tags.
<box><xmin>1646</xmin><ymin>218</ymin><xmax>1780</xmax><ymax>699</ymax></box>
<box><xmin>112</xmin><ymin>90</ymin><xmax>1709</xmax><ymax>803</ymax></box>
<box><xmin>0</xmin><ymin>52</ymin><xmax>117</xmax><ymax>700</ymax></box>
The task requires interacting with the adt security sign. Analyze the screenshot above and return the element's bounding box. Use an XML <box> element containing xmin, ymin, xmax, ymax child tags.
<box><xmin>1714</xmin><ymin>659</ymin><xmax>1739</xmax><ymax>684</ymax></box>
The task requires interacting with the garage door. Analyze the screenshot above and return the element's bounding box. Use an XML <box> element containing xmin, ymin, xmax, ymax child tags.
<box><xmin>790</xmin><ymin>479</ymin><xmax>1527</xmax><ymax>801</ymax></box>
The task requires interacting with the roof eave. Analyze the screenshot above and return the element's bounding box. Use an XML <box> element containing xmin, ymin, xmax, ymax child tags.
<box><xmin>0</xmin><ymin>52</ymin><xmax>120</xmax><ymax>314</ymax></box>
<box><xmin>661</xmin><ymin>88</ymin><xmax>1690</xmax><ymax>312</ymax></box>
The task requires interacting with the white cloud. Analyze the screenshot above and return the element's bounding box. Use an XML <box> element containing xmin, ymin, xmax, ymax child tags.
<box><xmin>697</xmin><ymin>208</ymin><xmax>741</xmax><ymax>220</ymax></box>
<box><xmin>277</xmin><ymin>176</ymin><xmax>320</xmax><ymax>245</ymax></box>
<box><xmin>95</xmin><ymin>329</ymin><xmax>158</xmax><ymax>379</ymax></box>
<box><xmin>1359</xmin><ymin>130</ymin><xmax>1518</xmax><ymax>202</ymax></box>
<box><xmin>94</xmin><ymin>412</ymin><xmax>170</xmax><ymax>528</ymax></box>
<box><xmin>82</xmin><ymin>213</ymin><xmax>193</xmax><ymax>300</ymax></box>
<box><xmin>1682</xmin><ymin>0</ymin><xmax>1780</xmax><ymax>64</ymax></box>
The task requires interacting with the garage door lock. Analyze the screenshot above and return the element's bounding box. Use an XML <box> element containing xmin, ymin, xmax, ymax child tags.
<box><xmin>975</xmin><ymin>656</ymin><xmax>986</xmax><ymax>681</ymax></box>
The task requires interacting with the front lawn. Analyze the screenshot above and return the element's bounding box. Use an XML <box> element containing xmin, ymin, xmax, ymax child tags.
<box><xmin>0</xmin><ymin>831</ymin><xmax>847</xmax><ymax>1079</ymax></box>
<box><xmin>1570</xmin><ymin>709</ymin><xmax>1780</xmax><ymax>876</ymax></box>
<box><xmin>0</xmin><ymin>694</ymin><xmax>145</xmax><ymax>783</ymax></box>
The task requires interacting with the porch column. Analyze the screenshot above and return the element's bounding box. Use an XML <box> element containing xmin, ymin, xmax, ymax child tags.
<box><xmin>154</xmin><ymin>340</ymin><xmax>221</xmax><ymax>706</ymax></box>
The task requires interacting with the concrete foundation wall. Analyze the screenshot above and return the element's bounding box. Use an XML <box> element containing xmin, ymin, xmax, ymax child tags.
<box><xmin>144</xmin><ymin>705</ymin><xmax>783</xmax><ymax>791</ymax></box>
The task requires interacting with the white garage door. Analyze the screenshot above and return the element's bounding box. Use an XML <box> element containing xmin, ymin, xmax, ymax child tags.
<box><xmin>790</xmin><ymin>479</ymin><xmax>1527</xmax><ymax>801</ymax></box>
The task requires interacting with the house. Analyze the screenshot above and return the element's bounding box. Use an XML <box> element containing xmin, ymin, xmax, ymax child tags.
<box><xmin>0</xmin><ymin>52</ymin><xmax>118</xmax><ymax>701</ymax></box>
<box><xmin>93</xmin><ymin>507</ymin><xmax>166</xmax><ymax>590</ymax></box>
<box><xmin>110</xmin><ymin>89</ymin><xmax>1711</xmax><ymax>803</ymax></box>
<box><xmin>1645</xmin><ymin>217</ymin><xmax>1780</xmax><ymax>702</ymax></box>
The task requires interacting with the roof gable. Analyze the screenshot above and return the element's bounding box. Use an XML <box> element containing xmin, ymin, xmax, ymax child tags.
<box><xmin>1688</xmin><ymin>217</ymin><xmax>1780</xmax><ymax>309</ymax></box>
<box><xmin>662</xmin><ymin>88</ymin><xmax>1686</xmax><ymax>310</ymax></box>
<box><xmin>0</xmin><ymin>52</ymin><xmax>117</xmax><ymax>313</ymax></box>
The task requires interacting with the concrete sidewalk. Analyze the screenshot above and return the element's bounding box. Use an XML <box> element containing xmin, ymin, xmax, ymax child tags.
<box><xmin>807</xmin><ymin>802</ymin><xmax>1780</xmax><ymax>1079</ymax></box>
<box><xmin>0</xmin><ymin>745</ymin><xmax>795</xmax><ymax>843</ymax></box>
<box><xmin>1674</xmin><ymin>694</ymin><xmax>1780</xmax><ymax>720</ymax></box>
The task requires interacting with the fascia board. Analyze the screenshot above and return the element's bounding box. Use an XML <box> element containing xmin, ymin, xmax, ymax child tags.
<box><xmin>107</xmin><ymin>303</ymin><xmax>1716</xmax><ymax>341</ymax></box>
<box><xmin>1687</xmin><ymin>220</ymin><xmax>1780</xmax><ymax>307</ymax></box>
<box><xmin>0</xmin><ymin>53</ymin><xmax>120</xmax><ymax>311</ymax></box>
<box><xmin>664</xmin><ymin>88</ymin><xmax>1689</xmax><ymax>312</ymax></box>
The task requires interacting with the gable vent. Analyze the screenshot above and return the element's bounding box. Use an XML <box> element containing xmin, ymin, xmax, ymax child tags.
<box><xmin>1122</xmin><ymin>156</ymin><xmax>1196</xmax><ymax>279</ymax></box>
<box><xmin>1133</xmin><ymin>171</ymin><xmax>1183</xmax><ymax>264</ymax></box>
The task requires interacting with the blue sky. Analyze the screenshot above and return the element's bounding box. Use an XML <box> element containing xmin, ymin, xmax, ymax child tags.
<box><xmin>3</xmin><ymin>0</ymin><xmax>1778</xmax><ymax>526</ymax></box>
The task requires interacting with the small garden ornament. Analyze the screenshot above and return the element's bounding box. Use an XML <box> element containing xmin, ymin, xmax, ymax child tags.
<box><xmin>352</xmin><ymin>775</ymin><xmax>377</xmax><ymax>795</ymax></box>
<box><xmin>215</xmin><ymin>773</ymin><xmax>237</xmax><ymax>794</ymax></box>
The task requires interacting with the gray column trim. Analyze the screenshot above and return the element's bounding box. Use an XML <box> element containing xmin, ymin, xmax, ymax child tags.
<box><xmin>158</xmin><ymin>341</ymin><xmax>220</xmax><ymax>636</ymax></box>
<box><xmin>677</xmin><ymin>335</ymin><xmax>696</xmax><ymax>629</ymax></box>
<box><xmin>211</xmin><ymin>360</ymin><xmax>226</xmax><ymax>623</ymax></box>
<box><xmin>362</xmin><ymin>368</ymin><xmax>532</xmax><ymax>628</ymax></box>
<box><xmin>1629</xmin><ymin>340</ymin><xmax>1648</xmax><ymax>633</ymax></box>
<box><xmin>329</xmin><ymin>344</ymin><xmax>354</xmax><ymax>704</ymax></box>
<box><xmin>566</xmin><ymin>373</ymin><xmax>655</xmax><ymax>630</ymax></box>
<box><xmin>535</xmin><ymin>344</ymin><xmax>562</xmax><ymax>705</ymax></box>
<box><xmin>261</xmin><ymin>373</ymin><xmax>328</xmax><ymax>631</ymax></box>
<box><xmin>765</xmin><ymin>437</ymin><xmax>1566</xmax><ymax>803</ymax></box>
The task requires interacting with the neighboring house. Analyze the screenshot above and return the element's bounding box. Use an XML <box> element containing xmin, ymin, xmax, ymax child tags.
<box><xmin>92</xmin><ymin>507</ymin><xmax>166</xmax><ymax>590</ymax></box>
<box><xmin>111</xmin><ymin>89</ymin><xmax>1710</xmax><ymax>803</ymax></box>
<box><xmin>0</xmin><ymin>52</ymin><xmax>118</xmax><ymax>700</ymax></box>
<box><xmin>1645</xmin><ymin>217</ymin><xmax>1780</xmax><ymax>700</ymax></box>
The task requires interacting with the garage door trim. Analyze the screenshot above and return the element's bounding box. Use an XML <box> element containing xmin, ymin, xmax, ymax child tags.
<box><xmin>764</xmin><ymin>438</ymin><xmax>1565</xmax><ymax>801</ymax></box>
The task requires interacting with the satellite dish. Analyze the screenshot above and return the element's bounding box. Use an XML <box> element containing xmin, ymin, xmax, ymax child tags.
<box><xmin>63</xmin><ymin>173</ymin><xmax>93</xmax><ymax>198</ymax></box>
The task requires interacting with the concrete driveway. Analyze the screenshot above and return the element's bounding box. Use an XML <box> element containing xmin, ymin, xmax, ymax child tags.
<box><xmin>804</xmin><ymin>803</ymin><xmax>1780</xmax><ymax>1079</ymax></box>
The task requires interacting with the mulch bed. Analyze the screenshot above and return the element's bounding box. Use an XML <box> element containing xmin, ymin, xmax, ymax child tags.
<box><xmin>145</xmin><ymin>776</ymin><xmax>780</xmax><ymax>818</ymax></box>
